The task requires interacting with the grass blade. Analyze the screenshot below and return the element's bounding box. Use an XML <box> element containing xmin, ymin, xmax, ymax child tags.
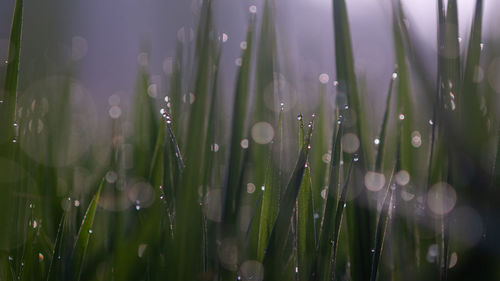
<box><xmin>0</xmin><ymin>0</ymin><xmax>23</xmax><ymax>147</ymax></box>
<box><xmin>263</xmin><ymin>117</ymin><xmax>314</xmax><ymax>280</ymax></box>
<box><xmin>71</xmin><ymin>180</ymin><xmax>103</xmax><ymax>281</ymax></box>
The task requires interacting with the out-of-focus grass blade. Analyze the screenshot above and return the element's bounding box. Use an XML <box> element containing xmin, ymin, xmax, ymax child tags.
<box><xmin>462</xmin><ymin>0</ymin><xmax>487</xmax><ymax>152</ymax></box>
<box><xmin>262</xmin><ymin>117</ymin><xmax>314</xmax><ymax>280</ymax></box>
<box><xmin>0</xmin><ymin>0</ymin><xmax>23</xmax><ymax>148</ymax></box>
<box><xmin>174</xmin><ymin>0</ymin><xmax>217</xmax><ymax>279</ymax></box>
<box><xmin>222</xmin><ymin>16</ymin><xmax>255</xmax><ymax>225</ymax></box>
<box><xmin>71</xmin><ymin>180</ymin><xmax>103</xmax><ymax>281</ymax></box>
<box><xmin>392</xmin><ymin>0</ymin><xmax>415</xmax><ymax>176</ymax></box>
<box><xmin>256</xmin><ymin>109</ymin><xmax>283</xmax><ymax>261</ymax></box>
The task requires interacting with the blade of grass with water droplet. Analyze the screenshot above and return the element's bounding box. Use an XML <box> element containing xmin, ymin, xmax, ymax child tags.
<box><xmin>262</xmin><ymin>118</ymin><xmax>314</xmax><ymax>279</ymax></box>
<box><xmin>46</xmin><ymin>212</ymin><xmax>66</xmax><ymax>281</ymax></box>
<box><xmin>221</xmin><ymin>17</ymin><xmax>255</xmax><ymax>226</ymax></box>
<box><xmin>369</xmin><ymin>169</ymin><xmax>395</xmax><ymax>281</ymax></box>
<box><xmin>297</xmin><ymin>119</ymin><xmax>315</xmax><ymax>281</ymax></box>
<box><xmin>0</xmin><ymin>0</ymin><xmax>23</xmax><ymax>149</ymax></box>
<box><xmin>374</xmin><ymin>73</ymin><xmax>396</xmax><ymax>172</ymax></box>
<box><xmin>174</xmin><ymin>1</ymin><xmax>217</xmax><ymax>279</ymax></box>
<box><xmin>71</xmin><ymin>179</ymin><xmax>103</xmax><ymax>281</ymax></box>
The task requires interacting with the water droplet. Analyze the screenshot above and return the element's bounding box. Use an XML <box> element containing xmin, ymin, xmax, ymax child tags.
<box><xmin>295</xmin><ymin>266</ymin><xmax>299</xmax><ymax>273</ymax></box>
<box><xmin>333</xmin><ymin>80</ymin><xmax>339</xmax><ymax>86</ymax></box>
<box><xmin>164</xmin><ymin>96</ymin><xmax>170</xmax><ymax>103</ymax></box>
<box><xmin>392</xmin><ymin>72</ymin><xmax>398</xmax><ymax>79</ymax></box>
<box><xmin>211</xmin><ymin>143</ymin><xmax>219</xmax><ymax>152</ymax></box>
<box><xmin>222</xmin><ymin>33</ymin><xmax>229</xmax><ymax>43</ymax></box>
<box><xmin>411</xmin><ymin>131</ymin><xmax>422</xmax><ymax>148</ymax></box>
<box><xmin>88</xmin><ymin>229</ymin><xmax>93</xmax><ymax>234</ymax></box>
<box><xmin>247</xmin><ymin>183</ymin><xmax>256</xmax><ymax>194</ymax></box>
<box><xmin>235</xmin><ymin>58</ymin><xmax>242</xmax><ymax>66</ymax></box>
<box><xmin>353</xmin><ymin>154</ymin><xmax>360</xmax><ymax>162</ymax></box>
<box><xmin>374</xmin><ymin>138</ymin><xmax>380</xmax><ymax>145</ymax></box>
<box><xmin>136</xmin><ymin>205</ymin><xmax>141</xmax><ymax>211</ymax></box>
<box><xmin>105</xmin><ymin>171</ymin><xmax>118</xmax><ymax>183</ymax></box>
<box><xmin>261</xmin><ymin>186</ymin><xmax>265</xmax><ymax>191</ymax></box>
<box><xmin>307</xmin><ymin>144</ymin><xmax>311</xmax><ymax>150</ymax></box>
<box><xmin>74</xmin><ymin>200</ymin><xmax>80</xmax><ymax>207</ymax></box>
<box><xmin>240</xmin><ymin>41</ymin><xmax>247</xmax><ymax>50</ymax></box>
<box><xmin>249</xmin><ymin>5</ymin><xmax>257</xmax><ymax>13</ymax></box>
<box><xmin>160</xmin><ymin>108</ymin><xmax>166</xmax><ymax>115</ymax></box>
<box><xmin>8</xmin><ymin>256</ymin><xmax>13</xmax><ymax>261</ymax></box>
<box><xmin>371</xmin><ymin>249</ymin><xmax>375</xmax><ymax>253</ymax></box>
<box><xmin>0</xmin><ymin>100</ymin><xmax>3</xmax><ymax>104</ymax></box>
<box><xmin>160</xmin><ymin>195</ymin><xmax>164</xmax><ymax>200</ymax></box>
<box><xmin>38</xmin><ymin>253</ymin><xmax>44</xmax><ymax>261</ymax></box>
<box><xmin>399</xmin><ymin>114</ymin><xmax>405</xmax><ymax>120</ymax></box>
<box><xmin>319</xmin><ymin>73</ymin><xmax>329</xmax><ymax>84</ymax></box>
<box><xmin>297</xmin><ymin>114</ymin><xmax>303</xmax><ymax>121</ymax></box>
<box><xmin>109</xmin><ymin>106</ymin><xmax>122</xmax><ymax>119</ymax></box>
<box><xmin>344</xmin><ymin>104</ymin><xmax>349</xmax><ymax>110</ymax></box>
<box><xmin>313</xmin><ymin>213</ymin><xmax>320</xmax><ymax>219</ymax></box>
<box><xmin>240</xmin><ymin>138</ymin><xmax>249</xmax><ymax>149</ymax></box>
<box><xmin>343</xmin><ymin>203</ymin><xmax>347</xmax><ymax>208</ymax></box>
<box><xmin>429</xmin><ymin>119</ymin><xmax>434</xmax><ymax>125</ymax></box>
<box><xmin>12</xmin><ymin>138</ymin><xmax>17</xmax><ymax>143</ymax></box>
<box><xmin>13</xmin><ymin>123</ymin><xmax>18</xmax><ymax>127</ymax></box>
<box><xmin>480</xmin><ymin>42</ymin><xmax>485</xmax><ymax>51</ymax></box>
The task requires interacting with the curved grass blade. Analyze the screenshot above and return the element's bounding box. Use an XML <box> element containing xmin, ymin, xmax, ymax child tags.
<box><xmin>0</xmin><ymin>0</ymin><xmax>23</xmax><ymax>147</ymax></box>
<box><xmin>263</xmin><ymin>117</ymin><xmax>314</xmax><ymax>280</ymax></box>
<box><xmin>71</xmin><ymin>179</ymin><xmax>103</xmax><ymax>281</ymax></box>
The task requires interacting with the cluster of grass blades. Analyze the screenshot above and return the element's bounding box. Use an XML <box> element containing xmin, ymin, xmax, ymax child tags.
<box><xmin>1</xmin><ymin>0</ymin><xmax>500</xmax><ymax>280</ymax></box>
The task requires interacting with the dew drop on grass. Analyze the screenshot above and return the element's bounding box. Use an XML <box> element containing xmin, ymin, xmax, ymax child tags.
<box><xmin>109</xmin><ymin>106</ymin><xmax>122</xmax><ymax>119</ymax></box>
<box><xmin>240</xmin><ymin>138</ymin><xmax>249</xmax><ymax>149</ymax></box>
<box><xmin>136</xmin><ymin>205</ymin><xmax>141</xmax><ymax>211</ymax></box>
<box><xmin>222</xmin><ymin>33</ymin><xmax>229</xmax><ymax>43</ymax></box>
<box><xmin>240</xmin><ymin>41</ymin><xmax>247</xmax><ymax>50</ymax></box>
<box><xmin>353</xmin><ymin>154</ymin><xmax>359</xmax><ymax>162</ymax></box>
<box><xmin>247</xmin><ymin>183</ymin><xmax>256</xmax><ymax>194</ymax></box>
<box><xmin>429</xmin><ymin>119</ymin><xmax>434</xmax><ymax>125</ymax></box>
<box><xmin>374</xmin><ymin>138</ymin><xmax>380</xmax><ymax>145</ymax></box>
<box><xmin>313</xmin><ymin>213</ymin><xmax>319</xmax><ymax>219</ymax></box>
<box><xmin>88</xmin><ymin>229</ymin><xmax>93</xmax><ymax>234</ymax></box>
<box><xmin>411</xmin><ymin>131</ymin><xmax>422</xmax><ymax>148</ymax></box>
<box><xmin>297</xmin><ymin>114</ymin><xmax>302</xmax><ymax>121</ymax></box>
<box><xmin>105</xmin><ymin>171</ymin><xmax>118</xmax><ymax>183</ymax></box>
<box><xmin>344</xmin><ymin>104</ymin><xmax>349</xmax><ymax>110</ymax></box>
<box><xmin>211</xmin><ymin>143</ymin><xmax>219</xmax><ymax>152</ymax></box>
<box><xmin>249</xmin><ymin>5</ymin><xmax>257</xmax><ymax>13</ymax></box>
<box><xmin>235</xmin><ymin>58</ymin><xmax>242</xmax><ymax>66</ymax></box>
<box><xmin>333</xmin><ymin>80</ymin><xmax>339</xmax><ymax>87</ymax></box>
<box><xmin>261</xmin><ymin>186</ymin><xmax>265</xmax><ymax>191</ymax></box>
<box><xmin>38</xmin><ymin>253</ymin><xmax>44</xmax><ymax>261</ymax></box>
<box><xmin>74</xmin><ymin>200</ymin><xmax>80</xmax><ymax>207</ymax></box>
<box><xmin>8</xmin><ymin>256</ymin><xmax>13</xmax><ymax>261</ymax></box>
<box><xmin>319</xmin><ymin>73</ymin><xmax>329</xmax><ymax>84</ymax></box>
<box><xmin>399</xmin><ymin>114</ymin><xmax>405</xmax><ymax>120</ymax></box>
<box><xmin>392</xmin><ymin>72</ymin><xmax>398</xmax><ymax>80</ymax></box>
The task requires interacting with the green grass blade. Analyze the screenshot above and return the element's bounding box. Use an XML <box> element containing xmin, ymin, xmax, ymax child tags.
<box><xmin>374</xmin><ymin>73</ymin><xmax>396</xmax><ymax>172</ymax></box>
<box><xmin>71</xmin><ymin>180</ymin><xmax>103</xmax><ymax>281</ymax></box>
<box><xmin>222</xmin><ymin>17</ymin><xmax>255</xmax><ymax>225</ymax></box>
<box><xmin>297</xmin><ymin>121</ymin><xmax>315</xmax><ymax>281</ymax></box>
<box><xmin>315</xmin><ymin>117</ymin><xmax>342</xmax><ymax>281</ymax></box>
<box><xmin>329</xmin><ymin>157</ymin><xmax>356</xmax><ymax>280</ymax></box>
<box><xmin>46</xmin><ymin>212</ymin><xmax>66</xmax><ymax>281</ymax></box>
<box><xmin>263</xmin><ymin>117</ymin><xmax>314</xmax><ymax>279</ymax></box>
<box><xmin>0</xmin><ymin>0</ymin><xmax>23</xmax><ymax>147</ymax></box>
<box><xmin>369</xmin><ymin>169</ymin><xmax>395</xmax><ymax>281</ymax></box>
